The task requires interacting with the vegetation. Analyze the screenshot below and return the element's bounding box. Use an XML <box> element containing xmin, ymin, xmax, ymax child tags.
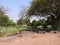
<box><xmin>0</xmin><ymin>6</ymin><xmax>16</xmax><ymax>30</ymax></box>
<box><xmin>27</xmin><ymin>0</ymin><xmax>60</xmax><ymax>30</ymax></box>
<box><xmin>0</xmin><ymin>6</ymin><xmax>17</xmax><ymax>36</ymax></box>
<box><xmin>0</xmin><ymin>0</ymin><xmax>60</xmax><ymax>36</ymax></box>
<box><xmin>0</xmin><ymin>27</ymin><xmax>19</xmax><ymax>36</ymax></box>
<box><xmin>17</xmin><ymin>18</ymin><xmax>30</xmax><ymax>26</ymax></box>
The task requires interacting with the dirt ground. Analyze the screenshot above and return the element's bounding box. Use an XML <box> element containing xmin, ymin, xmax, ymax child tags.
<box><xmin>0</xmin><ymin>31</ymin><xmax>60</xmax><ymax>45</ymax></box>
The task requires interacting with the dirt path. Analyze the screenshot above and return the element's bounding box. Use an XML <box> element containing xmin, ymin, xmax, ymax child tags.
<box><xmin>0</xmin><ymin>32</ymin><xmax>60</xmax><ymax>45</ymax></box>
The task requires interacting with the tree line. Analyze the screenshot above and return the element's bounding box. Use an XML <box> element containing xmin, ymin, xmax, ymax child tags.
<box><xmin>0</xmin><ymin>0</ymin><xmax>60</xmax><ymax>31</ymax></box>
<box><xmin>0</xmin><ymin>6</ymin><xmax>16</xmax><ymax>30</ymax></box>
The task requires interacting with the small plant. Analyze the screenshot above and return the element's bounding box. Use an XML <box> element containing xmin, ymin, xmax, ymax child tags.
<box><xmin>37</xmin><ymin>25</ymin><xmax>43</xmax><ymax>30</ymax></box>
<box><xmin>22</xmin><ymin>25</ymin><xmax>27</xmax><ymax>28</ymax></box>
<box><xmin>47</xmin><ymin>25</ymin><xmax>52</xmax><ymax>30</ymax></box>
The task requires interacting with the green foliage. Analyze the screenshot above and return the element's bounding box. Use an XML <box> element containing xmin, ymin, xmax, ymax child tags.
<box><xmin>31</xmin><ymin>20</ymin><xmax>38</xmax><ymax>26</ymax></box>
<box><xmin>28</xmin><ymin>0</ymin><xmax>60</xmax><ymax>29</ymax></box>
<box><xmin>7</xmin><ymin>20</ymin><xmax>16</xmax><ymax>27</ymax></box>
<box><xmin>19</xmin><ymin>25</ymin><xmax>30</xmax><ymax>31</ymax></box>
<box><xmin>37</xmin><ymin>25</ymin><xmax>43</xmax><ymax>29</ymax></box>
<box><xmin>17</xmin><ymin>18</ymin><xmax>30</xmax><ymax>26</ymax></box>
<box><xmin>38</xmin><ymin>19</ymin><xmax>46</xmax><ymax>25</ymax></box>
<box><xmin>0</xmin><ymin>15</ymin><xmax>16</xmax><ymax>27</ymax></box>
<box><xmin>23</xmin><ymin>19</ymin><xmax>30</xmax><ymax>26</ymax></box>
<box><xmin>28</xmin><ymin>0</ymin><xmax>60</xmax><ymax>16</ymax></box>
<box><xmin>30</xmin><ymin>19</ymin><xmax>46</xmax><ymax>29</ymax></box>
<box><xmin>30</xmin><ymin>20</ymin><xmax>38</xmax><ymax>29</ymax></box>
<box><xmin>28</xmin><ymin>0</ymin><xmax>45</xmax><ymax>15</ymax></box>
<box><xmin>0</xmin><ymin>27</ymin><xmax>20</xmax><ymax>36</ymax></box>
<box><xmin>0</xmin><ymin>15</ymin><xmax>9</xmax><ymax>27</ymax></box>
<box><xmin>0</xmin><ymin>6</ymin><xmax>16</xmax><ymax>31</ymax></box>
<box><xmin>21</xmin><ymin>25</ymin><xmax>27</xmax><ymax>28</ymax></box>
<box><xmin>17</xmin><ymin>18</ymin><xmax>24</xmax><ymax>26</ymax></box>
<box><xmin>47</xmin><ymin>25</ymin><xmax>52</xmax><ymax>30</ymax></box>
<box><xmin>0</xmin><ymin>6</ymin><xmax>9</xmax><ymax>27</ymax></box>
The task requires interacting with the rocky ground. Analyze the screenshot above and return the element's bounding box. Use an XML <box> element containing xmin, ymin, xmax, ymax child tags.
<box><xmin>0</xmin><ymin>31</ymin><xmax>60</xmax><ymax>45</ymax></box>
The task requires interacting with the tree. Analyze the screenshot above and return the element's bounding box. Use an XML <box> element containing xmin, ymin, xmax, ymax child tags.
<box><xmin>7</xmin><ymin>20</ymin><xmax>16</xmax><ymax>27</ymax></box>
<box><xmin>0</xmin><ymin>6</ymin><xmax>8</xmax><ymax>30</ymax></box>
<box><xmin>17</xmin><ymin>6</ymin><xmax>30</xmax><ymax>27</ymax></box>
<box><xmin>28</xmin><ymin>0</ymin><xmax>60</xmax><ymax>30</ymax></box>
<box><xmin>0</xmin><ymin>6</ymin><xmax>16</xmax><ymax>30</ymax></box>
<box><xmin>0</xmin><ymin>15</ymin><xmax>9</xmax><ymax>26</ymax></box>
<box><xmin>17</xmin><ymin>18</ymin><xmax>30</xmax><ymax>26</ymax></box>
<box><xmin>39</xmin><ymin>19</ymin><xmax>46</xmax><ymax>26</ymax></box>
<box><xmin>24</xmin><ymin>18</ymin><xmax>30</xmax><ymax>26</ymax></box>
<box><xmin>19</xmin><ymin>6</ymin><xmax>28</xmax><ymax>19</ymax></box>
<box><xmin>17</xmin><ymin>18</ymin><xmax>25</xmax><ymax>26</ymax></box>
<box><xmin>30</xmin><ymin>20</ymin><xmax>38</xmax><ymax>28</ymax></box>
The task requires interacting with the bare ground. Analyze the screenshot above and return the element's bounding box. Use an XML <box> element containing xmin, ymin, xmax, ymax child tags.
<box><xmin>0</xmin><ymin>31</ymin><xmax>60</xmax><ymax>45</ymax></box>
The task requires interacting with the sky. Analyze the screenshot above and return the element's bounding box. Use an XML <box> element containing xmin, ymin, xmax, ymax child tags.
<box><xmin>0</xmin><ymin>0</ymin><xmax>31</xmax><ymax>22</ymax></box>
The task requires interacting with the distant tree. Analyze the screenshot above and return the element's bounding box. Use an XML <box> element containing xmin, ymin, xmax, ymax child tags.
<box><xmin>17</xmin><ymin>6</ymin><xmax>30</xmax><ymax>27</ymax></box>
<box><xmin>0</xmin><ymin>15</ymin><xmax>9</xmax><ymax>26</ymax></box>
<box><xmin>17</xmin><ymin>18</ymin><xmax>25</xmax><ymax>26</ymax></box>
<box><xmin>0</xmin><ymin>6</ymin><xmax>8</xmax><ymax>30</ymax></box>
<box><xmin>0</xmin><ymin>6</ymin><xmax>16</xmax><ymax>30</ymax></box>
<box><xmin>7</xmin><ymin>20</ymin><xmax>16</xmax><ymax>27</ymax></box>
<box><xmin>17</xmin><ymin>18</ymin><xmax>30</xmax><ymax>26</ymax></box>
<box><xmin>19</xmin><ymin>6</ymin><xmax>28</xmax><ymax>19</ymax></box>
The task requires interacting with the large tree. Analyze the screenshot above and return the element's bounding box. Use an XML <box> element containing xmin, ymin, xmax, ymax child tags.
<box><xmin>28</xmin><ymin>0</ymin><xmax>60</xmax><ymax>30</ymax></box>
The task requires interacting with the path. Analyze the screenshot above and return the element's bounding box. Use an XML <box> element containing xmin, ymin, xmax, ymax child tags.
<box><xmin>0</xmin><ymin>32</ymin><xmax>60</xmax><ymax>45</ymax></box>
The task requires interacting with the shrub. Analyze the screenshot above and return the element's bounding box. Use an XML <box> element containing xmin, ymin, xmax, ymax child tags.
<box><xmin>47</xmin><ymin>25</ymin><xmax>52</xmax><ymax>30</ymax></box>
<box><xmin>37</xmin><ymin>25</ymin><xmax>43</xmax><ymax>30</ymax></box>
<box><xmin>19</xmin><ymin>25</ymin><xmax>29</xmax><ymax>31</ymax></box>
<box><xmin>21</xmin><ymin>25</ymin><xmax>27</xmax><ymax>28</ymax></box>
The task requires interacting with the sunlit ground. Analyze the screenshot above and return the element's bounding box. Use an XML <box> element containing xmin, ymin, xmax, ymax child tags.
<box><xmin>0</xmin><ymin>31</ymin><xmax>60</xmax><ymax>45</ymax></box>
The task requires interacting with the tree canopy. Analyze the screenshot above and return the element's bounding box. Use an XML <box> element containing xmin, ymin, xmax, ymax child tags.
<box><xmin>0</xmin><ymin>6</ymin><xmax>16</xmax><ymax>28</ymax></box>
<box><xmin>27</xmin><ymin>0</ymin><xmax>60</xmax><ymax>30</ymax></box>
<box><xmin>28</xmin><ymin>0</ymin><xmax>60</xmax><ymax>16</ymax></box>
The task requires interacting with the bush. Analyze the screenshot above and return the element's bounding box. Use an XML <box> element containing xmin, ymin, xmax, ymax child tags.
<box><xmin>21</xmin><ymin>25</ymin><xmax>27</xmax><ymax>28</ymax></box>
<box><xmin>19</xmin><ymin>25</ymin><xmax>30</xmax><ymax>31</ymax></box>
<box><xmin>47</xmin><ymin>25</ymin><xmax>52</xmax><ymax>30</ymax></box>
<box><xmin>37</xmin><ymin>25</ymin><xmax>43</xmax><ymax>30</ymax></box>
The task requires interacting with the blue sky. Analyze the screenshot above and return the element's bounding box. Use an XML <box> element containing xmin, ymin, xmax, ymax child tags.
<box><xmin>0</xmin><ymin>0</ymin><xmax>31</xmax><ymax>22</ymax></box>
